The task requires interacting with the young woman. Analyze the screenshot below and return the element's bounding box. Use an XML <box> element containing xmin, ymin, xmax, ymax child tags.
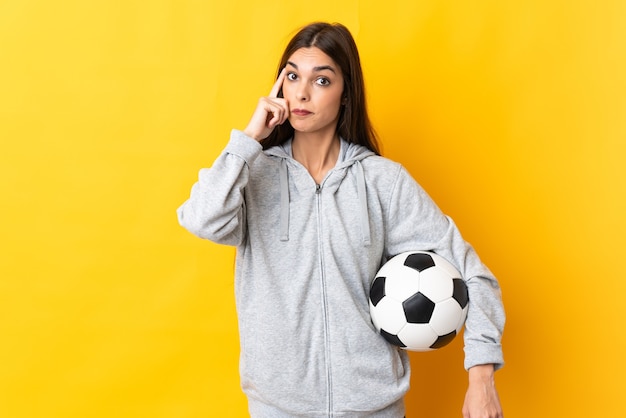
<box><xmin>178</xmin><ymin>22</ymin><xmax>505</xmax><ymax>418</ymax></box>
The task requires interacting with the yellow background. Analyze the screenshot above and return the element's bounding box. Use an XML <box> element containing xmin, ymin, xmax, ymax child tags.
<box><xmin>1</xmin><ymin>1</ymin><xmax>625</xmax><ymax>417</ymax></box>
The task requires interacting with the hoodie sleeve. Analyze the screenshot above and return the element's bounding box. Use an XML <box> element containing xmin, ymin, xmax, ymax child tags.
<box><xmin>384</xmin><ymin>165</ymin><xmax>505</xmax><ymax>371</ymax></box>
<box><xmin>177</xmin><ymin>130</ymin><xmax>263</xmax><ymax>246</ymax></box>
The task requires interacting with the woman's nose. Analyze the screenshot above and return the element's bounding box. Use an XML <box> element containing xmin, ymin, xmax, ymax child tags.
<box><xmin>295</xmin><ymin>84</ymin><xmax>309</xmax><ymax>101</ymax></box>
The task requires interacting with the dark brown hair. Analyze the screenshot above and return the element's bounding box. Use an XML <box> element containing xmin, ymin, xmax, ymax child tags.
<box><xmin>260</xmin><ymin>22</ymin><xmax>380</xmax><ymax>155</ymax></box>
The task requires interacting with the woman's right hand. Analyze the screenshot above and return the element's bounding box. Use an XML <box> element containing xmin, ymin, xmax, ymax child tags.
<box><xmin>243</xmin><ymin>68</ymin><xmax>289</xmax><ymax>141</ymax></box>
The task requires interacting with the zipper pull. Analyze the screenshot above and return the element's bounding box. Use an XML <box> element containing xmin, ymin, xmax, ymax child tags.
<box><xmin>315</xmin><ymin>184</ymin><xmax>321</xmax><ymax>194</ymax></box>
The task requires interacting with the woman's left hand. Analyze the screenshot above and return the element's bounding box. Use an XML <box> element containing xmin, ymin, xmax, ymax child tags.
<box><xmin>462</xmin><ymin>364</ymin><xmax>503</xmax><ymax>418</ymax></box>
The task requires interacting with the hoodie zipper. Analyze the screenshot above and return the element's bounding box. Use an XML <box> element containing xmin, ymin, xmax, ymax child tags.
<box><xmin>315</xmin><ymin>181</ymin><xmax>333</xmax><ymax>416</ymax></box>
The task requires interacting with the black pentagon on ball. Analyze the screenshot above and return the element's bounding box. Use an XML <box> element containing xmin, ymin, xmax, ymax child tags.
<box><xmin>402</xmin><ymin>292</ymin><xmax>436</xmax><ymax>323</ymax></box>
<box><xmin>370</xmin><ymin>276</ymin><xmax>386</xmax><ymax>307</ymax></box>
<box><xmin>380</xmin><ymin>329</ymin><xmax>407</xmax><ymax>348</ymax></box>
<box><xmin>403</xmin><ymin>252</ymin><xmax>436</xmax><ymax>272</ymax></box>
<box><xmin>452</xmin><ymin>278</ymin><xmax>469</xmax><ymax>308</ymax></box>
<box><xmin>430</xmin><ymin>331</ymin><xmax>457</xmax><ymax>349</ymax></box>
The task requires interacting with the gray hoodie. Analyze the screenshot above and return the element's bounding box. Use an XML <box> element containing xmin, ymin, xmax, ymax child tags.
<box><xmin>177</xmin><ymin>130</ymin><xmax>504</xmax><ymax>417</ymax></box>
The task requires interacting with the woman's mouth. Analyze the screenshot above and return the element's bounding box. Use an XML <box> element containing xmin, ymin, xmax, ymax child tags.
<box><xmin>292</xmin><ymin>109</ymin><xmax>312</xmax><ymax>116</ymax></box>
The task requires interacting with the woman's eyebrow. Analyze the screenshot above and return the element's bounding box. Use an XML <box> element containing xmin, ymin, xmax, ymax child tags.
<box><xmin>286</xmin><ymin>61</ymin><xmax>336</xmax><ymax>73</ymax></box>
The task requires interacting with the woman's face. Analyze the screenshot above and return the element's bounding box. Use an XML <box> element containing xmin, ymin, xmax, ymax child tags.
<box><xmin>282</xmin><ymin>47</ymin><xmax>345</xmax><ymax>138</ymax></box>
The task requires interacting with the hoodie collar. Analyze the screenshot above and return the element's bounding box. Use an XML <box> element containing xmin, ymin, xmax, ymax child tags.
<box><xmin>267</xmin><ymin>138</ymin><xmax>375</xmax><ymax>246</ymax></box>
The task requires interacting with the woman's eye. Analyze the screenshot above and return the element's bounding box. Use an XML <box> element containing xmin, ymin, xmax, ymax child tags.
<box><xmin>316</xmin><ymin>77</ymin><xmax>330</xmax><ymax>86</ymax></box>
<box><xmin>286</xmin><ymin>72</ymin><xmax>297</xmax><ymax>81</ymax></box>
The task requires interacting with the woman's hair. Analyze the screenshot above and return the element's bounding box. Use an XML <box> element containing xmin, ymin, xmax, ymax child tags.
<box><xmin>260</xmin><ymin>22</ymin><xmax>380</xmax><ymax>155</ymax></box>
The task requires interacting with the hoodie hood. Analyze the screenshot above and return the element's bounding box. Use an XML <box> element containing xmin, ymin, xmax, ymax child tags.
<box><xmin>265</xmin><ymin>138</ymin><xmax>376</xmax><ymax>245</ymax></box>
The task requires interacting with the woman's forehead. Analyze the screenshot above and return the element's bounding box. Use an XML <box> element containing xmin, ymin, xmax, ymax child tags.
<box><xmin>287</xmin><ymin>47</ymin><xmax>339</xmax><ymax>71</ymax></box>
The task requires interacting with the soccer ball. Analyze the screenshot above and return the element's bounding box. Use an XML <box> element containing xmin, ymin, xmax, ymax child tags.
<box><xmin>369</xmin><ymin>251</ymin><xmax>469</xmax><ymax>351</ymax></box>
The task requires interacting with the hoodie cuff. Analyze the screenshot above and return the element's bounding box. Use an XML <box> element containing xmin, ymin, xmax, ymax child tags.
<box><xmin>225</xmin><ymin>129</ymin><xmax>263</xmax><ymax>165</ymax></box>
<box><xmin>464</xmin><ymin>343</ymin><xmax>504</xmax><ymax>371</ymax></box>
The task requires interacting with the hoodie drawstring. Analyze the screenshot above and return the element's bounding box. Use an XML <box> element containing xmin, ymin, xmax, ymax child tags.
<box><xmin>279</xmin><ymin>159</ymin><xmax>290</xmax><ymax>241</ymax></box>
<box><xmin>354</xmin><ymin>160</ymin><xmax>372</xmax><ymax>246</ymax></box>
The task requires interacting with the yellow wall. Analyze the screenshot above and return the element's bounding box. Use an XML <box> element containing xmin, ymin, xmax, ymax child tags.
<box><xmin>1</xmin><ymin>1</ymin><xmax>625</xmax><ymax>417</ymax></box>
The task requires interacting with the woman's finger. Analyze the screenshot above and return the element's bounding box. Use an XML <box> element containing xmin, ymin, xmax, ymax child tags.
<box><xmin>266</xmin><ymin>100</ymin><xmax>286</xmax><ymax>128</ymax></box>
<box><xmin>269</xmin><ymin>67</ymin><xmax>287</xmax><ymax>98</ymax></box>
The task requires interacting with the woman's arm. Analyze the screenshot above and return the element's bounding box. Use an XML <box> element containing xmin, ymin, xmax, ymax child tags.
<box><xmin>177</xmin><ymin>69</ymin><xmax>289</xmax><ymax>245</ymax></box>
<box><xmin>177</xmin><ymin>130</ymin><xmax>262</xmax><ymax>246</ymax></box>
<box><xmin>384</xmin><ymin>166</ymin><xmax>505</xmax><ymax>369</ymax></box>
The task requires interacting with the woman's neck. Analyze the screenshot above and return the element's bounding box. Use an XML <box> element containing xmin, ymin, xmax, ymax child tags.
<box><xmin>292</xmin><ymin>131</ymin><xmax>341</xmax><ymax>185</ymax></box>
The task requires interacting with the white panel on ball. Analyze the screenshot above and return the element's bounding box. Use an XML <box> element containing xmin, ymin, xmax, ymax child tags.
<box><xmin>385</xmin><ymin>269</ymin><xmax>420</xmax><ymax>302</ymax></box>
<box><xmin>428</xmin><ymin>298</ymin><xmax>465</xmax><ymax>335</ymax></box>
<box><xmin>418</xmin><ymin>268</ymin><xmax>454</xmax><ymax>303</ymax></box>
<box><xmin>370</xmin><ymin>297</ymin><xmax>406</xmax><ymax>335</ymax></box>
<box><xmin>397</xmin><ymin>323</ymin><xmax>439</xmax><ymax>350</ymax></box>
